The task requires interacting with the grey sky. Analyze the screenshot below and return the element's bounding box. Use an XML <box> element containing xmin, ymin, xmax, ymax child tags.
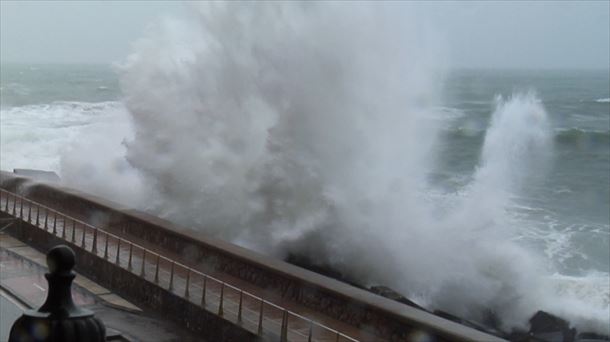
<box><xmin>1</xmin><ymin>1</ymin><xmax>608</xmax><ymax>69</ymax></box>
<box><xmin>0</xmin><ymin>1</ymin><xmax>182</xmax><ymax>65</ymax></box>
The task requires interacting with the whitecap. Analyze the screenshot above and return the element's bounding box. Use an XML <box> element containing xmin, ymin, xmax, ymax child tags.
<box><xmin>0</xmin><ymin>101</ymin><xmax>125</xmax><ymax>172</ymax></box>
<box><xmin>430</xmin><ymin>106</ymin><xmax>465</xmax><ymax>119</ymax></box>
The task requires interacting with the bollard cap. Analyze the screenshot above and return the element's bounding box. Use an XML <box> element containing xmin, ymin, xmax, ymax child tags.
<box><xmin>46</xmin><ymin>245</ymin><xmax>76</xmax><ymax>274</ymax></box>
<box><xmin>8</xmin><ymin>245</ymin><xmax>106</xmax><ymax>342</ymax></box>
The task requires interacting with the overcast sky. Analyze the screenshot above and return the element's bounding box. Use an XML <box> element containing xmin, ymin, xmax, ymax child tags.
<box><xmin>1</xmin><ymin>1</ymin><xmax>608</xmax><ymax>69</ymax></box>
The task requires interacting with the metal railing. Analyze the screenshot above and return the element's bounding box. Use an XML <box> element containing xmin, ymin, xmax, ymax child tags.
<box><xmin>0</xmin><ymin>189</ymin><xmax>358</xmax><ymax>342</ymax></box>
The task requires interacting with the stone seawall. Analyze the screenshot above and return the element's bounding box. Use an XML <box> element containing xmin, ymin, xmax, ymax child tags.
<box><xmin>1</xmin><ymin>171</ymin><xmax>505</xmax><ymax>342</ymax></box>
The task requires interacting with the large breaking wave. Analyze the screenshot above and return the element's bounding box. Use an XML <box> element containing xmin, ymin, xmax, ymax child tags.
<box><xmin>2</xmin><ymin>2</ymin><xmax>604</xmax><ymax>333</ymax></box>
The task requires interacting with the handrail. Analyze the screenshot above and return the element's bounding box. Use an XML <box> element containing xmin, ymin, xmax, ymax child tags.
<box><xmin>0</xmin><ymin>189</ymin><xmax>358</xmax><ymax>342</ymax></box>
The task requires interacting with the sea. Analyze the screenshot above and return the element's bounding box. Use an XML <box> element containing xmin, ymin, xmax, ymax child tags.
<box><xmin>1</xmin><ymin>64</ymin><xmax>609</xmax><ymax>331</ymax></box>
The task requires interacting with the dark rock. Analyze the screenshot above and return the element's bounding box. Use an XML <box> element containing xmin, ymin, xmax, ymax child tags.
<box><xmin>528</xmin><ymin>311</ymin><xmax>576</xmax><ymax>342</ymax></box>
<box><xmin>577</xmin><ymin>332</ymin><xmax>610</xmax><ymax>342</ymax></box>
<box><xmin>506</xmin><ymin>329</ymin><xmax>531</xmax><ymax>342</ymax></box>
<box><xmin>534</xmin><ymin>331</ymin><xmax>572</xmax><ymax>342</ymax></box>
<box><xmin>530</xmin><ymin>311</ymin><xmax>571</xmax><ymax>333</ymax></box>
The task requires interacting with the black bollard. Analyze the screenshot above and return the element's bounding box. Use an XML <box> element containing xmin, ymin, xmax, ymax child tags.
<box><xmin>9</xmin><ymin>245</ymin><xmax>106</xmax><ymax>342</ymax></box>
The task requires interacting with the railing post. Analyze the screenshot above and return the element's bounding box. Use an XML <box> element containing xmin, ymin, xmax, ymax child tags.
<box><xmin>258</xmin><ymin>299</ymin><xmax>264</xmax><ymax>335</ymax></box>
<box><xmin>280</xmin><ymin>311</ymin><xmax>288</xmax><ymax>342</ymax></box>
<box><xmin>52</xmin><ymin>212</ymin><xmax>57</xmax><ymax>235</ymax></box>
<box><xmin>154</xmin><ymin>254</ymin><xmax>160</xmax><ymax>283</ymax></box>
<box><xmin>308</xmin><ymin>321</ymin><xmax>313</xmax><ymax>342</ymax></box>
<box><xmin>27</xmin><ymin>203</ymin><xmax>32</xmax><ymax>223</ymax></box>
<box><xmin>168</xmin><ymin>262</ymin><xmax>175</xmax><ymax>291</ymax></box>
<box><xmin>71</xmin><ymin>220</ymin><xmax>76</xmax><ymax>243</ymax></box>
<box><xmin>201</xmin><ymin>276</ymin><xmax>207</xmax><ymax>306</ymax></box>
<box><xmin>3</xmin><ymin>192</ymin><xmax>8</xmax><ymax>212</ymax></box>
<box><xmin>115</xmin><ymin>238</ymin><xmax>121</xmax><ymax>265</ymax></box>
<box><xmin>12</xmin><ymin>194</ymin><xmax>16</xmax><ymax>215</ymax></box>
<box><xmin>35</xmin><ymin>204</ymin><xmax>40</xmax><ymax>226</ymax></box>
<box><xmin>127</xmin><ymin>243</ymin><xmax>133</xmax><ymax>271</ymax></box>
<box><xmin>103</xmin><ymin>233</ymin><xmax>109</xmax><ymax>259</ymax></box>
<box><xmin>92</xmin><ymin>228</ymin><xmax>98</xmax><ymax>254</ymax></box>
<box><xmin>81</xmin><ymin>224</ymin><xmax>86</xmax><ymax>247</ymax></box>
<box><xmin>336</xmin><ymin>331</ymin><xmax>340</xmax><ymax>342</ymax></box>
<box><xmin>140</xmin><ymin>250</ymin><xmax>146</xmax><ymax>277</ymax></box>
<box><xmin>19</xmin><ymin>197</ymin><xmax>23</xmax><ymax>218</ymax></box>
<box><xmin>44</xmin><ymin>208</ymin><xmax>48</xmax><ymax>229</ymax></box>
<box><xmin>61</xmin><ymin>216</ymin><xmax>67</xmax><ymax>239</ymax></box>
<box><xmin>218</xmin><ymin>283</ymin><xmax>224</xmax><ymax>316</ymax></box>
<box><xmin>237</xmin><ymin>290</ymin><xmax>243</xmax><ymax>322</ymax></box>
<box><xmin>184</xmin><ymin>269</ymin><xmax>190</xmax><ymax>298</ymax></box>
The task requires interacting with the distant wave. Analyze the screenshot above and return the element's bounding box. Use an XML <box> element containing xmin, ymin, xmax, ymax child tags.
<box><xmin>0</xmin><ymin>100</ymin><xmax>127</xmax><ymax>172</ymax></box>
<box><xmin>445</xmin><ymin>127</ymin><xmax>610</xmax><ymax>148</ymax></box>
<box><xmin>595</xmin><ymin>98</ymin><xmax>610</xmax><ymax>103</ymax></box>
<box><xmin>0</xmin><ymin>101</ymin><xmax>123</xmax><ymax>126</ymax></box>
<box><xmin>46</xmin><ymin>101</ymin><xmax>123</xmax><ymax>114</ymax></box>
<box><xmin>555</xmin><ymin>128</ymin><xmax>610</xmax><ymax>146</ymax></box>
<box><xmin>431</xmin><ymin>106</ymin><xmax>465</xmax><ymax>119</ymax></box>
<box><xmin>0</xmin><ymin>82</ymin><xmax>31</xmax><ymax>96</ymax></box>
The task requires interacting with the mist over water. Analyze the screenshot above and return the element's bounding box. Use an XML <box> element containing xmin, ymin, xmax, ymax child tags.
<box><xmin>1</xmin><ymin>2</ymin><xmax>608</xmax><ymax>333</ymax></box>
